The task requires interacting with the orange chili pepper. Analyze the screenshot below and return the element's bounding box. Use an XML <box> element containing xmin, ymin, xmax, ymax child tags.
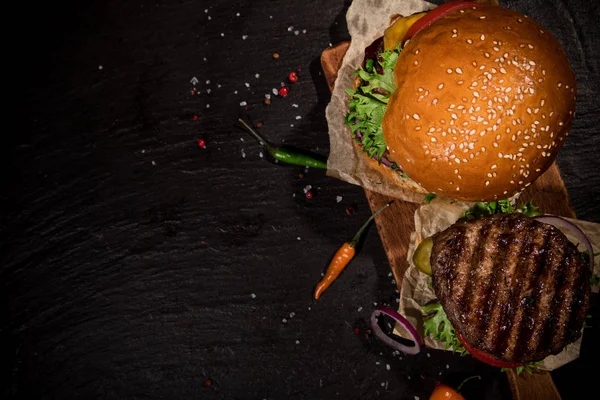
<box><xmin>313</xmin><ymin>201</ymin><xmax>392</xmax><ymax>299</ymax></box>
<box><xmin>429</xmin><ymin>376</ymin><xmax>480</xmax><ymax>400</ymax></box>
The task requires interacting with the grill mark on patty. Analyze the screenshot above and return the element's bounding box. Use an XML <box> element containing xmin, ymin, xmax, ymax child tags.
<box><xmin>478</xmin><ymin>218</ymin><xmax>521</xmax><ymax>352</ymax></box>
<box><xmin>558</xmin><ymin>250</ymin><xmax>589</xmax><ymax>347</ymax></box>
<box><xmin>538</xmin><ymin>246</ymin><xmax>575</xmax><ymax>355</ymax></box>
<box><xmin>456</xmin><ymin>220</ymin><xmax>492</xmax><ymax>326</ymax></box>
<box><xmin>513</xmin><ymin>227</ymin><xmax>564</xmax><ymax>360</ymax></box>
<box><xmin>497</xmin><ymin>225</ymin><xmax>550</xmax><ymax>360</ymax></box>
<box><xmin>504</xmin><ymin>230</ymin><xmax>550</xmax><ymax>361</ymax></box>
<box><xmin>467</xmin><ymin>221</ymin><xmax>508</xmax><ymax>345</ymax></box>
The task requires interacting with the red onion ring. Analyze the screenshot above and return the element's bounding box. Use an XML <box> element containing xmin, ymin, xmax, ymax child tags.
<box><xmin>370</xmin><ymin>306</ymin><xmax>422</xmax><ymax>355</ymax></box>
<box><xmin>534</xmin><ymin>215</ymin><xmax>594</xmax><ymax>269</ymax></box>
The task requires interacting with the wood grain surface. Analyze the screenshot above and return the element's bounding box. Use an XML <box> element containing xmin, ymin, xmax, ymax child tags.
<box><xmin>321</xmin><ymin>40</ymin><xmax>569</xmax><ymax>400</ymax></box>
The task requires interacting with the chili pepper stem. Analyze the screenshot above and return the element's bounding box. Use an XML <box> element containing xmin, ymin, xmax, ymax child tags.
<box><xmin>348</xmin><ymin>201</ymin><xmax>393</xmax><ymax>247</ymax></box>
<box><xmin>456</xmin><ymin>375</ymin><xmax>481</xmax><ymax>392</ymax></box>
<box><xmin>238</xmin><ymin>119</ymin><xmax>277</xmax><ymax>155</ymax></box>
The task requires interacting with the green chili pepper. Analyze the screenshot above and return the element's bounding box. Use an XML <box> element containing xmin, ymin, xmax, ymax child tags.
<box><xmin>237</xmin><ymin>119</ymin><xmax>327</xmax><ymax>169</ymax></box>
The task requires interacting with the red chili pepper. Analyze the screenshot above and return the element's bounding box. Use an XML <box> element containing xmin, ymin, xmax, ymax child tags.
<box><xmin>288</xmin><ymin>71</ymin><xmax>298</xmax><ymax>83</ymax></box>
<box><xmin>197</xmin><ymin>139</ymin><xmax>206</xmax><ymax>149</ymax></box>
<box><xmin>278</xmin><ymin>86</ymin><xmax>289</xmax><ymax>97</ymax></box>
<box><xmin>314</xmin><ymin>202</ymin><xmax>392</xmax><ymax>299</ymax></box>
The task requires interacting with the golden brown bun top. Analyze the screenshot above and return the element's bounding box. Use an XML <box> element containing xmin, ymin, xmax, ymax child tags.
<box><xmin>382</xmin><ymin>6</ymin><xmax>577</xmax><ymax>201</ymax></box>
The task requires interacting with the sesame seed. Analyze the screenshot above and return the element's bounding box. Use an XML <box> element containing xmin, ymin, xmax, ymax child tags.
<box><xmin>500</xmin><ymin>67</ymin><xmax>507</xmax><ymax>74</ymax></box>
<box><xmin>447</xmin><ymin>69</ymin><xmax>453</xmax><ymax>74</ymax></box>
<box><xmin>480</xmin><ymin>34</ymin><xmax>486</xmax><ymax>40</ymax></box>
<box><xmin>413</xmin><ymin>114</ymin><xmax>420</xmax><ymax>120</ymax></box>
<box><xmin>518</xmin><ymin>18</ymin><xmax>523</xmax><ymax>23</ymax></box>
<box><xmin>467</xmin><ymin>39</ymin><xmax>473</xmax><ymax>44</ymax></box>
<box><xmin>415</xmin><ymin>49</ymin><xmax>420</xmax><ymax>55</ymax></box>
<box><xmin>414</xmin><ymin>60</ymin><xmax>419</xmax><ymax>66</ymax></box>
<box><xmin>455</xmin><ymin>67</ymin><xmax>463</xmax><ymax>74</ymax></box>
<box><xmin>452</xmin><ymin>34</ymin><xmax>458</xmax><ymax>38</ymax></box>
<box><xmin>528</xmin><ymin>44</ymin><xmax>534</xmax><ymax>49</ymax></box>
<box><xmin>433</xmin><ymin>98</ymin><xmax>438</xmax><ymax>105</ymax></box>
<box><xmin>438</xmin><ymin>83</ymin><xmax>444</xmax><ymax>89</ymax></box>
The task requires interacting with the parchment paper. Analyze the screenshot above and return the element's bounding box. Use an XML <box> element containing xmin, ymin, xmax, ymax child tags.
<box><xmin>397</xmin><ymin>196</ymin><xmax>600</xmax><ymax>371</ymax></box>
<box><xmin>324</xmin><ymin>0</ymin><xmax>435</xmax><ymax>203</ymax></box>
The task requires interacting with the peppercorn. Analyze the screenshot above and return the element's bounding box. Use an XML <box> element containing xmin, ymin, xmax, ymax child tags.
<box><xmin>278</xmin><ymin>86</ymin><xmax>289</xmax><ymax>97</ymax></box>
<box><xmin>288</xmin><ymin>71</ymin><xmax>298</xmax><ymax>83</ymax></box>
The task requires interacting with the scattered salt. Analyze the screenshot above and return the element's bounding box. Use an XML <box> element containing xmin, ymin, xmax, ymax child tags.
<box><xmin>292</xmin><ymin>104</ymin><xmax>299</xmax><ymax>108</ymax></box>
<box><xmin>386</xmin><ymin>364</ymin><xmax>390</xmax><ymax>370</ymax></box>
<box><xmin>245</xmin><ymin>82</ymin><xmax>250</xmax><ymax>88</ymax></box>
<box><xmin>295</xmin><ymin>116</ymin><xmax>302</xmax><ymax>120</ymax></box>
<box><xmin>357</xmin><ymin>306</ymin><xmax>363</xmax><ymax>312</ymax></box>
<box><xmin>242</xmin><ymin>35</ymin><xmax>248</xmax><ymax>40</ymax></box>
<box><xmin>259</xmin><ymin>152</ymin><xmax>263</xmax><ymax>158</ymax></box>
<box><xmin>255</xmin><ymin>73</ymin><xmax>260</xmax><ymax>79</ymax></box>
<box><xmin>336</xmin><ymin>196</ymin><xmax>343</xmax><ymax>203</ymax></box>
<box><xmin>240</xmin><ymin>101</ymin><xmax>247</xmax><ymax>106</ymax></box>
<box><xmin>190</xmin><ymin>77</ymin><xmax>199</xmax><ymax>85</ymax></box>
<box><xmin>272</xmin><ymin>88</ymin><xmax>278</xmax><ymax>95</ymax></box>
<box><xmin>251</xmin><ymin>293</ymin><xmax>256</xmax><ymax>299</ymax></box>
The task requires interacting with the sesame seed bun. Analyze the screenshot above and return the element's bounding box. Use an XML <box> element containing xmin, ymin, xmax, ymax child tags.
<box><xmin>382</xmin><ymin>6</ymin><xmax>577</xmax><ymax>201</ymax></box>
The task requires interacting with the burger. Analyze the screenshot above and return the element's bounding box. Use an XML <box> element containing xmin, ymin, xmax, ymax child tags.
<box><xmin>412</xmin><ymin>210</ymin><xmax>592</xmax><ymax>370</ymax></box>
<box><xmin>345</xmin><ymin>0</ymin><xmax>577</xmax><ymax>202</ymax></box>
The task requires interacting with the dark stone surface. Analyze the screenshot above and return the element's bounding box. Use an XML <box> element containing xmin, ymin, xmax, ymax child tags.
<box><xmin>4</xmin><ymin>0</ymin><xmax>598</xmax><ymax>399</ymax></box>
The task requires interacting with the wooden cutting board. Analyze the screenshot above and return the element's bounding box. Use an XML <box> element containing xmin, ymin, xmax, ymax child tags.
<box><xmin>321</xmin><ymin>41</ymin><xmax>573</xmax><ymax>400</ymax></box>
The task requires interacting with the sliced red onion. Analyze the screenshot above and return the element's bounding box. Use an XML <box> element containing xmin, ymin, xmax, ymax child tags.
<box><xmin>370</xmin><ymin>306</ymin><xmax>422</xmax><ymax>355</ymax></box>
<box><xmin>534</xmin><ymin>215</ymin><xmax>594</xmax><ymax>268</ymax></box>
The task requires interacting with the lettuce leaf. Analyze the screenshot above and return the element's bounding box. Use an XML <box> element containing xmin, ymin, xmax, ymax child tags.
<box><xmin>345</xmin><ymin>47</ymin><xmax>400</xmax><ymax>162</ymax></box>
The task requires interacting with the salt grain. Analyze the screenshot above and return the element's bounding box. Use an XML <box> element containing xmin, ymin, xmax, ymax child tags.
<box><xmin>292</xmin><ymin>103</ymin><xmax>299</xmax><ymax>108</ymax></box>
<box><xmin>295</xmin><ymin>116</ymin><xmax>302</xmax><ymax>120</ymax></box>
<box><xmin>251</xmin><ymin>293</ymin><xmax>256</xmax><ymax>298</ymax></box>
<box><xmin>240</xmin><ymin>101</ymin><xmax>247</xmax><ymax>106</ymax></box>
<box><xmin>190</xmin><ymin>77</ymin><xmax>198</xmax><ymax>85</ymax></box>
<box><xmin>245</xmin><ymin>82</ymin><xmax>250</xmax><ymax>88</ymax></box>
<box><xmin>242</xmin><ymin>35</ymin><xmax>248</xmax><ymax>40</ymax></box>
<box><xmin>336</xmin><ymin>196</ymin><xmax>343</xmax><ymax>203</ymax></box>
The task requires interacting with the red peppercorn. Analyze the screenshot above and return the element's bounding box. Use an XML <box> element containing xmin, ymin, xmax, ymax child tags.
<box><xmin>278</xmin><ymin>86</ymin><xmax>289</xmax><ymax>97</ymax></box>
<box><xmin>197</xmin><ymin>139</ymin><xmax>206</xmax><ymax>149</ymax></box>
<box><xmin>193</xmin><ymin>115</ymin><xmax>198</xmax><ymax>121</ymax></box>
<box><xmin>305</xmin><ymin>190</ymin><xmax>313</xmax><ymax>200</ymax></box>
<box><xmin>202</xmin><ymin>378</ymin><xmax>212</xmax><ymax>388</ymax></box>
<box><xmin>354</xmin><ymin>328</ymin><xmax>360</xmax><ymax>335</ymax></box>
<box><xmin>288</xmin><ymin>71</ymin><xmax>298</xmax><ymax>83</ymax></box>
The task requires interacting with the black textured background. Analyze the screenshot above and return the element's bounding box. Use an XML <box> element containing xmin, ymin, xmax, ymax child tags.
<box><xmin>4</xmin><ymin>0</ymin><xmax>599</xmax><ymax>399</ymax></box>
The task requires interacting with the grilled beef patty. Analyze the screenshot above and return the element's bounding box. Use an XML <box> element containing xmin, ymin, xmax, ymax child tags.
<box><xmin>430</xmin><ymin>213</ymin><xmax>591</xmax><ymax>364</ymax></box>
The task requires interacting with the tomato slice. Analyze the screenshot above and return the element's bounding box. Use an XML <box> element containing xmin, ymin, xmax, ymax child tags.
<box><xmin>456</xmin><ymin>331</ymin><xmax>524</xmax><ymax>369</ymax></box>
<box><xmin>403</xmin><ymin>1</ymin><xmax>487</xmax><ymax>45</ymax></box>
